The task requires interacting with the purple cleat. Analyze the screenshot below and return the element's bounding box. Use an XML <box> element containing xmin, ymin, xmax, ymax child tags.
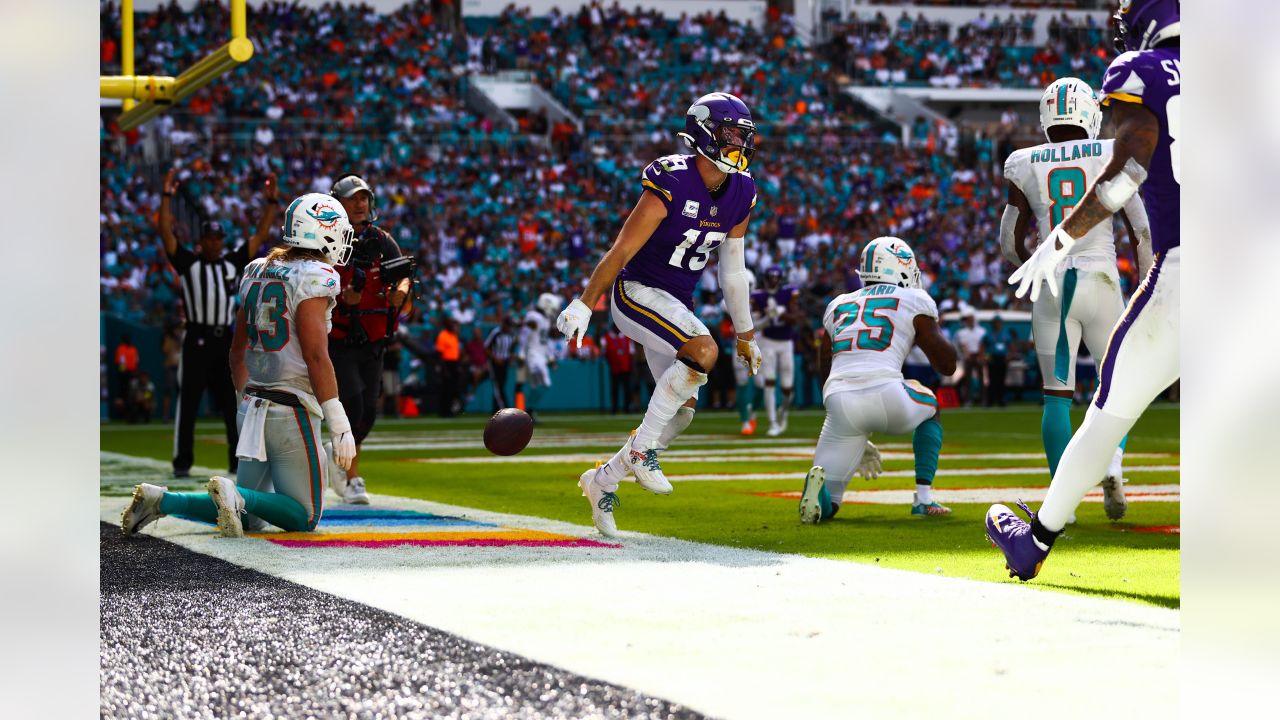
<box><xmin>985</xmin><ymin>501</ymin><xmax>1051</xmax><ymax>581</ymax></box>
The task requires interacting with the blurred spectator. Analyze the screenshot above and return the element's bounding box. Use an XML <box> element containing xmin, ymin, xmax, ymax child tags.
<box><xmin>435</xmin><ymin>317</ymin><xmax>462</xmax><ymax>417</ymax></box>
<box><xmin>602</xmin><ymin>326</ymin><xmax>635</xmax><ymax>414</ymax></box>
<box><xmin>127</xmin><ymin>370</ymin><xmax>156</xmax><ymax>424</ymax></box>
<box><xmin>161</xmin><ymin>322</ymin><xmax>183</xmax><ymax>420</ymax></box>
<box><xmin>985</xmin><ymin>315</ymin><xmax>1012</xmax><ymax>407</ymax></box>
<box><xmin>113</xmin><ymin>333</ymin><xmax>139</xmax><ymax>420</ymax></box>
<box><xmin>464</xmin><ymin>326</ymin><xmax>490</xmax><ymax>407</ymax></box>
<box><xmin>954</xmin><ymin>311</ymin><xmax>987</xmax><ymax>406</ymax></box>
<box><xmin>383</xmin><ymin>331</ymin><xmax>405</xmax><ymax>419</ymax></box>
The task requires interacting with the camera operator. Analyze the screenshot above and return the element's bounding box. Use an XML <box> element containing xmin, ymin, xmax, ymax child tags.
<box><xmin>325</xmin><ymin>174</ymin><xmax>414</xmax><ymax>504</ymax></box>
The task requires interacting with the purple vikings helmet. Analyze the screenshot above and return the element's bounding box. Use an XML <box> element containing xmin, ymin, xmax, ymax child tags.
<box><xmin>1113</xmin><ymin>0</ymin><xmax>1180</xmax><ymax>53</ymax></box>
<box><xmin>678</xmin><ymin>93</ymin><xmax>757</xmax><ymax>174</ymax></box>
<box><xmin>764</xmin><ymin>266</ymin><xmax>784</xmax><ymax>291</ymax></box>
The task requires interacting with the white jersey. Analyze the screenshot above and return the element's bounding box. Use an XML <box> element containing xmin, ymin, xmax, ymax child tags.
<box><xmin>238</xmin><ymin>256</ymin><xmax>340</xmax><ymax>414</ymax></box>
<box><xmin>520</xmin><ymin>310</ymin><xmax>552</xmax><ymax>363</ymax></box>
<box><xmin>1005</xmin><ymin>138</ymin><xmax>1129</xmax><ymax>278</ymax></box>
<box><xmin>821</xmin><ymin>284</ymin><xmax>938</xmax><ymax>400</ymax></box>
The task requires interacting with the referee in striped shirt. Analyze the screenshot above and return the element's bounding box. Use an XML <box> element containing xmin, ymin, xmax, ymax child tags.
<box><xmin>484</xmin><ymin>316</ymin><xmax>518</xmax><ymax>411</ymax></box>
<box><xmin>158</xmin><ymin>167</ymin><xmax>278</xmax><ymax>477</ymax></box>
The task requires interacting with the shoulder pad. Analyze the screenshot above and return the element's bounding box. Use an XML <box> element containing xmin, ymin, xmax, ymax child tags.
<box><xmin>641</xmin><ymin>156</ymin><xmax>689</xmax><ymax>206</ymax></box>
<box><xmin>1101</xmin><ymin>51</ymin><xmax>1154</xmax><ymax>106</ymax></box>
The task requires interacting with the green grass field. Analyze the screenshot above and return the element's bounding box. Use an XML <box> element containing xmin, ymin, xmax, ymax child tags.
<box><xmin>101</xmin><ymin>403</ymin><xmax>1180</xmax><ymax>608</ymax></box>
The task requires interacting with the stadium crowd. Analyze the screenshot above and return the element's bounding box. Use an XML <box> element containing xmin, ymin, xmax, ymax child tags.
<box><xmin>100</xmin><ymin>0</ymin><xmax>1138</xmax><ymax>415</ymax></box>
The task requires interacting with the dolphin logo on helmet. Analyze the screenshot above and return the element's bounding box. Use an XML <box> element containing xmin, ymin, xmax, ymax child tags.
<box><xmin>282</xmin><ymin>193</ymin><xmax>355</xmax><ymax>265</ymax></box>
<box><xmin>859</xmin><ymin>236</ymin><xmax>923</xmax><ymax>289</ymax></box>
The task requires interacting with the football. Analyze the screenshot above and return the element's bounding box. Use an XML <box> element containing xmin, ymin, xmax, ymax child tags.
<box><xmin>483</xmin><ymin>408</ymin><xmax>534</xmax><ymax>456</ymax></box>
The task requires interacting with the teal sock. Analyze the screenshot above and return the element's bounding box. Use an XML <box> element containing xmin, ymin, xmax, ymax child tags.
<box><xmin>818</xmin><ymin>485</ymin><xmax>838</xmax><ymax>520</ymax></box>
<box><xmin>1118</xmin><ymin>433</ymin><xmax>1129</xmax><ymax>452</ymax></box>
<box><xmin>737</xmin><ymin>383</ymin><xmax>753</xmax><ymax>423</ymax></box>
<box><xmin>912</xmin><ymin>417</ymin><xmax>943</xmax><ymax>484</ymax></box>
<box><xmin>159</xmin><ymin>491</ymin><xmax>219</xmax><ymax>524</ymax></box>
<box><xmin>1042</xmin><ymin>395</ymin><xmax>1074</xmax><ymax>477</ymax></box>
<box><xmin>239</xmin><ymin>487</ymin><xmax>312</xmax><ymax>532</ymax></box>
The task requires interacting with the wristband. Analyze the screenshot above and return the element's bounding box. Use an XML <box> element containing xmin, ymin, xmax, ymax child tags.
<box><xmin>321</xmin><ymin>398</ymin><xmax>351</xmax><ymax>434</ymax></box>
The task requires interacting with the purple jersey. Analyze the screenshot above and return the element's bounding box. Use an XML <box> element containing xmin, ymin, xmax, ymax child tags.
<box><xmin>1101</xmin><ymin>47</ymin><xmax>1180</xmax><ymax>254</ymax></box>
<box><xmin>619</xmin><ymin>154</ymin><xmax>757</xmax><ymax>307</ymax></box>
<box><xmin>751</xmin><ymin>286</ymin><xmax>798</xmax><ymax>340</ymax></box>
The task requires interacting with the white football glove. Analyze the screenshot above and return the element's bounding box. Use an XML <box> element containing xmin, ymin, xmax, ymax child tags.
<box><xmin>1008</xmin><ymin>225</ymin><xmax>1076</xmax><ymax>302</ymax></box>
<box><xmin>856</xmin><ymin>441</ymin><xmax>882</xmax><ymax>481</ymax></box>
<box><xmin>321</xmin><ymin>398</ymin><xmax>357</xmax><ymax>472</ymax></box>
<box><xmin>736</xmin><ymin>335</ymin><xmax>762</xmax><ymax>376</ymax></box>
<box><xmin>556</xmin><ymin>297</ymin><xmax>591</xmax><ymax>346</ymax></box>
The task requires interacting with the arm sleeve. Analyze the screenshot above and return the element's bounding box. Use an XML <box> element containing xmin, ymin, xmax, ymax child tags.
<box><xmin>225</xmin><ymin>243</ymin><xmax>251</xmax><ymax>271</ymax></box>
<box><xmin>640</xmin><ymin>159</ymin><xmax>677</xmax><ymax>208</ymax></box>
<box><xmin>168</xmin><ymin>244</ymin><xmax>196</xmax><ymax>274</ymax></box>
<box><xmin>717</xmin><ymin>235</ymin><xmax>754</xmax><ymax>333</ymax></box>
<box><xmin>1122</xmin><ymin>192</ymin><xmax>1155</xmax><ymax>278</ymax></box>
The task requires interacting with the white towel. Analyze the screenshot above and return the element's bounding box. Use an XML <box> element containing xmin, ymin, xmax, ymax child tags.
<box><xmin>235</xmin><ymin>398</ymin><xmax>270</xmax><ymax>461</ymax></box>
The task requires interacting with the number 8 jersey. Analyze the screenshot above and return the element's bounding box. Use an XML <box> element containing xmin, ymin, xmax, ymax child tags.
<box><xmin>1003</xmin><ymin>138</ymin><xmax>1127</xmax><ymax>276</ymax></box>
<box><xmin>619</xmin><ymin>154</ymin><xmax>757</xmax><ymax>308</ymax></box>
<box><xmin>238</xmin><ymin>256</ymin><xmax>342</xmax><ymax>413</ymax></box>
<box><xmin>821</xmin><ymin>284</ymin><xmax>939</xmax><ymax>399</ymax></box>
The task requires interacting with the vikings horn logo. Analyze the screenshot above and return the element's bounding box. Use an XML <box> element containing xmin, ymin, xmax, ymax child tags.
<box><xmin>307</xmin><ymin>203</ymin><xmax>342</xmax><ymax>229</ymax></box>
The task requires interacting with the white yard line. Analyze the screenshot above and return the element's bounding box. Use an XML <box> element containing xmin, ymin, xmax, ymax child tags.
<box><xmin>409</xmin><ymin>451</ymin><xmax>1176</xmax><ymax>465</ymax></box>
<box><xmin>667</xmin><ymin>464</ymin><xmax>1181</xmax><ymax>482</ymax></box>
<box><xmin>101</xmin><ymin>451</ymin><xmax>1177</xmax><ymax>719</ymax></box>
<box><xmin>768</xmin><ymin>484</ymin><xmax>1182</xmax><ymax>505</ymax></box>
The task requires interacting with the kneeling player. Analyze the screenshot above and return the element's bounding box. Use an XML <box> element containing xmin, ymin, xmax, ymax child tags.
<box><xmin>121</xmin><ymin>193</ymin><xmax>358</xmax><ymax>537</ymax></box>
<box><xmin>799</xmin><ymin>238</ymin><xmax>958</xmax><ymax>523</ymax></box>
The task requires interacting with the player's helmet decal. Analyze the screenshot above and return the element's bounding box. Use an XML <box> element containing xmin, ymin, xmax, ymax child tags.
<box><xmin>859</xmin><ymin>236</ymin><xmax>922</xmax><ymax>289</ymax></box>
<box><xmin>678</xmin><ymin>92</ymin><xmax>757</xmax><ymax>175</ymax></box>
<box><xmin>536</xmin><ymin>292</ymin><xmax>562</xmax><ymax>319</ymax></box>
<box><xmin>282</xmin><ymin>193</ymin><xmax>354</xmax><ymax>265</ymax></box>
<box><xmin>1039</xmin><ymin>78</ymin><xmax>1102</xmax><ymax>141</ymax></box>
<box><xmin>1114</xmin><ymin>0</ymin><xmax>1180</xmax><ymax>53</ymax></box>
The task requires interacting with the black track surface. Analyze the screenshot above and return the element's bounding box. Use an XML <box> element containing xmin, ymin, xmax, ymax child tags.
<box><xmin>100</xmin><ymin>524</ymin><xmax>706</xmax><ymax>719</ymax></box>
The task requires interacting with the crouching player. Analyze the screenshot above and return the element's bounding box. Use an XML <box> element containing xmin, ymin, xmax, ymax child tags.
<box><xmin>121</xmin><ymin>193</ymin><xmax>358</xmax><ymax>537</ymax></box>
<box><xmin>799</xmin><ymin>238</ymin><xmax>958</xmax><ymax>523</ymax></box>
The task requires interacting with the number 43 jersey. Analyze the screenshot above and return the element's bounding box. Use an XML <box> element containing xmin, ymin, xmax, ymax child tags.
<box><xmin>1003</xmin><ymin>138</ymin><xmax>1124</xmax><ymax>273</ymax></box>
<box><xmin>238</xmin><ymin>257</ymin><xmax>341</xmax><ymax>411</ymax></box>
<box><xmin>821</xmin><ymin>284</ymin><xmax>938</xmax><ymax>398</ymax></box>
<box><xmin>619</xmin><ymin>154</ymin><xmax>757</xmax><ymax>308</ymax></box>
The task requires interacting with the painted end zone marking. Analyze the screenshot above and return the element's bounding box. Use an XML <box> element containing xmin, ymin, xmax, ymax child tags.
<box><xmin>268</xmin><ymin>537</ymin><xmax>620</xmax><ymax>549</ymax></box>
<box><xmin>1132</xmin><ymin>525</ymin><xmax>1180</xmax><ymax>534</ymax></box>
<box><xmin>256</xmin><ymin>508</ymin><xmax>624</xmax><ymax>549</ymax></box>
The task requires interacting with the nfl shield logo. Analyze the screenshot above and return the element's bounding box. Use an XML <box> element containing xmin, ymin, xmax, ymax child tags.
<box><xmin>682</xmin><ymin>200</ymin><xmax>699</xmax><ymax>218</ymax></box>
<box><xmin>710</xmin><ymin>206</ymin><xmax>718</xmax><ymax>217</ymax></box>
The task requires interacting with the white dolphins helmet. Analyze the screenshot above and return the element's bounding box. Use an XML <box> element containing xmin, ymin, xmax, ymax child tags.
<box><xmin>858</xmin><ymin>236</ymin><xmax>922</xmax><ymax>289</ymax></box>
<box><xmin>282</xmin><ymin>193</ymin><xmax>354</xmax><ymax>265</ymax></box>
<box><xmin>536</xmin><ymin>292</ymin><xmax>562</xmax><ymax>319</ymax></box>
<box><xmin>1039</xmin><ymin>77</ymin><xmax>1102</xmax><ymax>141</ymax></box>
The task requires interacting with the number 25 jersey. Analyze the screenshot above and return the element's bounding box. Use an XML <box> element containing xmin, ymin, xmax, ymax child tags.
<box><xmin>238</xmin><ymin>256</ymin><xmax>341</xmax><ymax>412</ymax></box>
<box><xmin>618</xmin><ymin>154</ymin><xmax>756</xmax><ymax>308</ymax></box>
<box><xmin>821</xmin><ymin>284</ymin><xmax>938</xmax><ymax>399</ymax></box>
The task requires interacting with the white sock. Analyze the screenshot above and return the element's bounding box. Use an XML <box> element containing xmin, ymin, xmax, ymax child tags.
<box><xmin>658</xmin><ymin>406</ymin><xmax>695</xmax><ymax>451</ymax></box>
<box><xmin>1109</xmin><ymin>447</ymin><xmax>1124</xmax><ymax>478</ymax></box>
<box><xmin>596</xmin><ymin>444</ymin><xmax>629</xmax><ymax>492</ymax></box>
<box><xmin>781</xmin><ymin>388</ymin><xmax>793</xmax><ymax>415</ymax></box>
<box><xmin>634</xmin><ymin>361</ymin><xmax>707</xmax><ymax>449</ymax></box>
<box><xmin>1039</xmin><ymin>406</ymin><xmax>1137</xmax><ymax>532</ymax></box>
<box><xmin>915</xmin><ymin>484</ymin><xmax>933</xmax><ymax>505</ymax></box>
<box><xmin>764</xmin><ymin>384</ymin><xmax>777</xmax><ymax>425</ymax></box>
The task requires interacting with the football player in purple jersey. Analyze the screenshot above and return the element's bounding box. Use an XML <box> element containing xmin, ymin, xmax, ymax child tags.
<box><xmin>751</xmin><ymin>267</ymin><xmax>802</xmax><ymax>436</ymax></box>
<box><xmin>987</xmin><ymin>0</ymin><xmax>1181</xmax><ymax>581</ymax></box>
<box><xmin>556</xmin><ymin>93</ymin><xmax>764</xmax><ymax>537</ymax></box>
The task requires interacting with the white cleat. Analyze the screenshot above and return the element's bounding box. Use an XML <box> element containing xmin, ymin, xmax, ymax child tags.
<box><xmin>623</xmin><ymin>435</ymin><xmax>673</xmax><ymax>495</ymax></box>
<box><xmin>777</xmin><ymin>406</ymin><xmax>789</xmax><ymax>434</ymax></box>
<box><xmin>121</xmin><ymin>483</ymin><xmax>167</xmax><ymax>537</ymax></box>
<box><xmin>206</xmin><ymin>476</ymin><xmax>246</xmax><ymax>538</ymax></box>
<box><xmin>344</xmin><ymin>475</ymin><xmax>370</xmax><ymax>505</ymax></box>
<box><xmin>799</xmin><ymin>466</ymin><xmax>826</xmax><ymax>525</ymax></box>
<box><xmin>1101</xmin><ymin>473</ymin><xmax>1128</xmax><ymax>521</ymax></box>
<box><xmin>324</xmin><ymin>441</ymin><xmax>348</xmax><ymax>498</ymax></box>
<box><xmin>579</xmin><ymin>465</ymin><xmax>619</xmax><ymax>537</ymax></box>
<box><xmin>766</xmin><ymin>424</ymin><xmax>784</xmax><ymax>437</ymax></box>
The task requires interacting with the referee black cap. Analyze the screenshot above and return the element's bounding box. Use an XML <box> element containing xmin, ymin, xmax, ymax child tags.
<box><xmin>201</xmin><ymin>221</ymin><xmax>225</xmax><ymax>238</ymax></box>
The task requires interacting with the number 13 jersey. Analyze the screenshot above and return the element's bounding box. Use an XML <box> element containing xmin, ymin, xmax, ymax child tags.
<box><xmin>619</xmin><ymin>154</ymin><xmax>757</xmax><ymax>308</ymax></box>
<box><xmin>821</xmin><ymin>284</ymin><xmax>938</xmax><ymax>399</ymax></box>
<box><xmin>1003</xmin><ymin>138</ymin><xmax>1121</xmax><ymax>273</ymax></box>
<box><xmin>239</xmin><ymin>256</ymin><xmax>341</xmax><ymax>412</ymax></box>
